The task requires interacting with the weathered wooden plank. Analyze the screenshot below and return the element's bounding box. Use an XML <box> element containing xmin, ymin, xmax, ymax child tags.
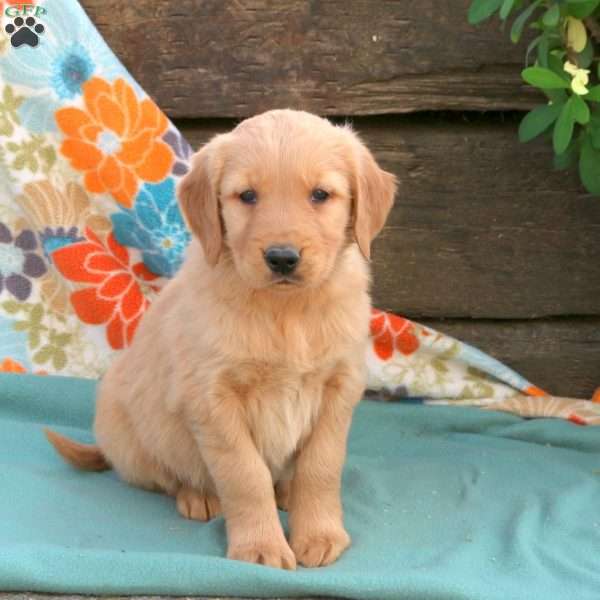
<box><xmin>80</xmin><ymin>0</ymin><xmax>539</xmax><ymax>118</ymax></box>
<box><xmin>0</xmin><ymin>595</ymin><xmax>327</xmax><ymax>600</ymax></box>
<box><xmin>176</xmin><ymin>115</ymin><xmax>600</xmax><ymax>320</ymax></box>
<box><xmin>421</xmin><ymin>317</ymin><xmax>600</xmax><ymax>398</ymax></box>
<box><xmin>0</xmin><ymin>596</ymin><xmax>326</xmax><ymax>600</ymax></box>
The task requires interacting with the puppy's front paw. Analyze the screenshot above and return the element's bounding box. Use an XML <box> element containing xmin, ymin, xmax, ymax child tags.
<box><xmin>228</xmin><ymin>538</ymin><xmax>297</xmax><ymax>570</ymax></box>
<box><xmin>291</xmin><ymin>527</ymin><xmax>351</xmax><ymax>567</ymax></box>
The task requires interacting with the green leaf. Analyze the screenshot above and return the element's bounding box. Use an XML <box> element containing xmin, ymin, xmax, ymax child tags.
<box><xmin>12</xmin><ymin>154</ymin><xmax>25</xmax><ymax>171</ymax></box>
<box><xmin>30</xmin><ymin>303</ymin><xmax>43</xmax><ymax>325</ymax></box>
<box><xmin>553</xmin><ymin>98</ymin><xmax>576</xmax><ymax>154</ymax></box>
<box><xmin>2</xmin><ymin>86</ymin><xmax>11</xmax><ymax>104</ymax></box>
<box><xmin>500</xmin><ymin>0</ymin><xmax>516</xmax><ymax>19</ymax></box>
<box><xmin>39</xmin><ymin>145</ymin><xmax>56</xmax><ymax>172</ymax></box>
<box><xmin>51</xmin><ymin>332</ymin><xmax>72</xmax><ymax>347</ymax></box>
<box><xmin>587</xmin><ymin>85</ymin><xmax>600</xmax><ymax>102</ymax></box>
<box><xmin>468</xmin><ymin>0</ymin><xmax>503</xmax><ymax>24</ymax></box>
<box><xmin>33</xmin><ymin>345</ymin><xmax>53</xmax><ymax>365</ymax></box>
<box><xmin>542</xmin><ymin>3</ymin><xmax>560</xmax><ymax>26</ymax></box>
<box><xmin>566</xmin><ymin>0</ymin><xmax>600</xmax><ymax>19</ymax></box>
<box><xmin>526</xmin><ymin>35</ymin><xmax>543</xmax><ymax>65</ymax></box>
<box><xmin>577</xmin><ymin>38</ymin><xmax>594</xmax><ymax>69</ymax></box>
<box><xmin>554</xmin><ymin>143</ymin><xmax>578</xmax><ymax>170</ymax></box>
<box><xmin>431</xmin><ymin>359</ymin><xmax>448</xmax><ymax>374</ymax></box>
<box><xmin>590</xmin><ymin>114</ymin><xmax>600</xmax><ymax>148</ymax></box>
<box><xmin>52</xmin><ymin>349</ymin><xmax>67</xmax><ymax>371</ymax></box>
<box><xmin>2</xmin><ymin>85</ymin><xmax>23</xmax><ymax>112</ymax></box>
<box><xmin>548</xmin><ymin>52</ymin><xmax>569</xmax><ymax>78</ymax></box>
<box><xmin>29</xmin><ymin>329</ymin><xmax>40</xmax><ymax>349</ymax></box>
<box><xmin>511</xmin><ymin>0</ymin><xmax>542</xmax><ymax>43</ymax></box>
<box><xmin>519</xmin><ymin>102</ymin><xmax>564</xmax><ymax>142</ymax></box>
<box><xmin>537</xmin><ymin>33</ymin><xmax>550</xmax><ymax>67</ymax></box>
<box><xmin>544</xmin><ymin>88</ymin><xmax>569</xmax><ymax>104</ymax></box>
<box><xmin>0</xmin><ymin>116</ymin><xmax>13</xmax><ymax>137</ymax></box>
<box><xmin>579</xmin><ymin>137</ymin><xmax>600</xmax><ymax>194</ymax></box>
<box><xmin>13</xmin><ymin>320</ymin><xmax>29</xmax><ymax>332</ymax></box>
<box><xmin>572</xmin><ymin>94</ymin><xmax>590</xmax><ymax>124</ymax></box>
<box><xmin>2</xmin><ymin>300</ymin><xmax>20</xmax><ymax>314</ymax></box>
<box><xmin>522</xmin><ymin>67</ymin><xmax>570</xmax><ymax>89</ymax></box>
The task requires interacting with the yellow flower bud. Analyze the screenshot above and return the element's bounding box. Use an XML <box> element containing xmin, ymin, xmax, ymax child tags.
<box><xmin>564</xmin><ymin>61</ymin><xmax>590</xmax><ymax>95</ymax></box>
<box><xmin>564</xmin><ymin>61</ymin><xmax>578</xmax><ymax>76</ymax></box>
<box><xmin>566</xmin><ymin>17</ymin><xmax>587</xmax><ymax>53</ymax></box>
<box><xmin>572</xmin><ymin>74</ymin><xmax>590</xmax><ymax>96</ymax></box>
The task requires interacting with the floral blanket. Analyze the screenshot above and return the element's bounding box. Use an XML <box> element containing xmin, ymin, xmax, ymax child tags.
<box><xmin>0</xmin><ymin>0</ymin><xmax>598</xmax><ymax>424</ymax></box>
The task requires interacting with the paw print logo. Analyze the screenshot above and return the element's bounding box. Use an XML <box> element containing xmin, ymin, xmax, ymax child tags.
<box><xmin>5</xmin><ymin>16</ymin><xmax>45</xmax><ymax>48</ymax></box>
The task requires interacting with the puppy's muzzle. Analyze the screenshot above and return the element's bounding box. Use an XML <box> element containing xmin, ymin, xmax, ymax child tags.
<box><xmin>264</xmin><ymin>245</ymin><xmax>300</xmax><ymax>276</ymax></box>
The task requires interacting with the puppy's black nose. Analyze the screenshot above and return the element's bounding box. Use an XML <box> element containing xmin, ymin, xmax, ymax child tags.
<box><xmin>264</xmin><ymin>245</ymin><xmax>300</xmax><ymax>275</ymax></box>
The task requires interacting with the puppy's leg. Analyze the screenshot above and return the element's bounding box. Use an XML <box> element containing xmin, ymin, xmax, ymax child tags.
<box><xmin>275</xmin><ymin>479</ymin><xmax>291</xmax><ymax>512</ymax></box>
<box><xmin>94</xmin><ymin>395</ymin><xmax>178</xmax><ymax>495</ymax></box>
<box><xmin>176</xmin><ymin>486</ymin><xmax>221</xmax><ymax>521</ymax></box>
<box><xmin>191</xmin><ymin>388</ymin><xmax>296</xmax><ymax>570</ymax></box>
<box><xmin>289</xmin><ymin>362</ymin><xmax>364</xmax><ymax>567</ymax></box>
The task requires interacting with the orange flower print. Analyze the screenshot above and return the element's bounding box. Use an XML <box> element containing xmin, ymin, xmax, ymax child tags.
<box><xmin>55</xmin><ymin>77</ymin><xmax>173</xmax><ymax>208</ymax></box>
<box><xmin>525</xmin><ymin>385</ymin><xmax>549</xmax><ymax>398</ymax></box>
<box><xmin>1</xmin><ymin>0</ymin><xmax>34</xmax><ymax>10</ymax></box>
<box><xmin>0</xmin><ymin>357</ymin><xmax>26</xmax><ymax>373</ymax></box>
<box><xmin>396</xmin><ymin>329</ymin><xmax>419</xmax><ymax>355</ymax></box>
<box><xmin>52</xmin><ymin>228</ymin><xmax>157</xmax><ymax>349</ymax></box>
<box><xmin>370</xmin><ymin>309</ymin><xmax>420</xmax><ymax>361</ymax></box>
<box><xmin>568</xmin><ymin>414</ymin><xmax>587</xmax><ymax>426</ymax></box>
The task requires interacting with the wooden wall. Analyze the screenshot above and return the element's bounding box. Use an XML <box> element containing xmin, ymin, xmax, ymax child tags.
<box><xmin>81</xmin><ymin>0</ymin><xmax>600</xmax><ymax>397</ymax></box>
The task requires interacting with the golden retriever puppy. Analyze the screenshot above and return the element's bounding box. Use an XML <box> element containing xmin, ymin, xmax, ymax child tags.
<box><xmin>46</xmin><ymin>109</ymin><xmax>396</xmax><ymax>569</ymax></box>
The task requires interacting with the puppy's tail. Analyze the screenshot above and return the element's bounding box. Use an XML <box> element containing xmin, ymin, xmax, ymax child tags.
<box><xmin>44</xmin><ymin>428</ymin><xmax>110</xmax><ymax>472</ymax></box>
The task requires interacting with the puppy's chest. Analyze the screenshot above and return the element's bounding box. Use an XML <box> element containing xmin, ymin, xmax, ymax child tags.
<box><xmin>225</xmin><ymin>304</ymin><xmax>365</xmax><ymax>369</ymax></box>
<box><xmin>231</xmin><ymin>364</ymin><xmax>328</xmax><ymax>478</ymax></box>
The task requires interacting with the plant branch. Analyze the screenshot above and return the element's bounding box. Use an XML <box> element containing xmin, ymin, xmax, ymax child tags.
<box><xmin>584</xmin><ymin>17</ymin><xmax>600</xmax><ymax>44</ymax></box>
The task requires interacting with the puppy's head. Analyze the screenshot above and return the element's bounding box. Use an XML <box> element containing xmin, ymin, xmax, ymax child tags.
<box><xmin>178</xmin><ymin>109</ymin><xmax>396</xmax><ymax>290</ymax></box>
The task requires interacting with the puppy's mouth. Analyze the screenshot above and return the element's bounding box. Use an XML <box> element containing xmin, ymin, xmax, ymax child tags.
<box><xmin>272</xmin><ymin>276</ymin><xmax>302</xmax><ymax>287</ymax></box>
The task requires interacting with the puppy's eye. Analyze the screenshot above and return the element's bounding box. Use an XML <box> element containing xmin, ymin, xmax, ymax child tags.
<box><xmin>311</xmin><ymin>188</ymin><xmax>329</xmax><ymax>203</ymax></box>
<box><xmin>239</xmin><ymin>189</ymin><xmax>257</xmax><ymax>205</ymax></box>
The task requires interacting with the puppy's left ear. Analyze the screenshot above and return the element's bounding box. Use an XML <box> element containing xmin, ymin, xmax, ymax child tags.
<box><xmin>351</xmin><ymin>140</ymin><xmax>397</xmax><ymax>260</ymax></box>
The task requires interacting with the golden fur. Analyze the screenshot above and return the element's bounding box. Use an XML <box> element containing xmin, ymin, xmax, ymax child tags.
<box><xmin>46</xmin><ymin>109</ymin><xmax>396</xmax><ymax>569</ymax></box>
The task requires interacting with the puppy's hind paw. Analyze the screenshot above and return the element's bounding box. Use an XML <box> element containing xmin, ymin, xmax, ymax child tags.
<box><xmin>176</xmin><ymin>486</ymin><xmax>221</xmax><ymax>521</ymax></box>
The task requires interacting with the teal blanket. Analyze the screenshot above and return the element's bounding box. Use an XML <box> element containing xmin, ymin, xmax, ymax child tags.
<box><xmin>2</xmin><ymin>373</ymin><xmax>599</xmax><ymax>599</ymax></box>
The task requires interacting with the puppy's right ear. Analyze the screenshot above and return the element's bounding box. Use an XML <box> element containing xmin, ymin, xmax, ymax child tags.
<box><xmin>177</xmin><ymin>135</ymin><xmax>228</xmax><ymax>266</ymax></box>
